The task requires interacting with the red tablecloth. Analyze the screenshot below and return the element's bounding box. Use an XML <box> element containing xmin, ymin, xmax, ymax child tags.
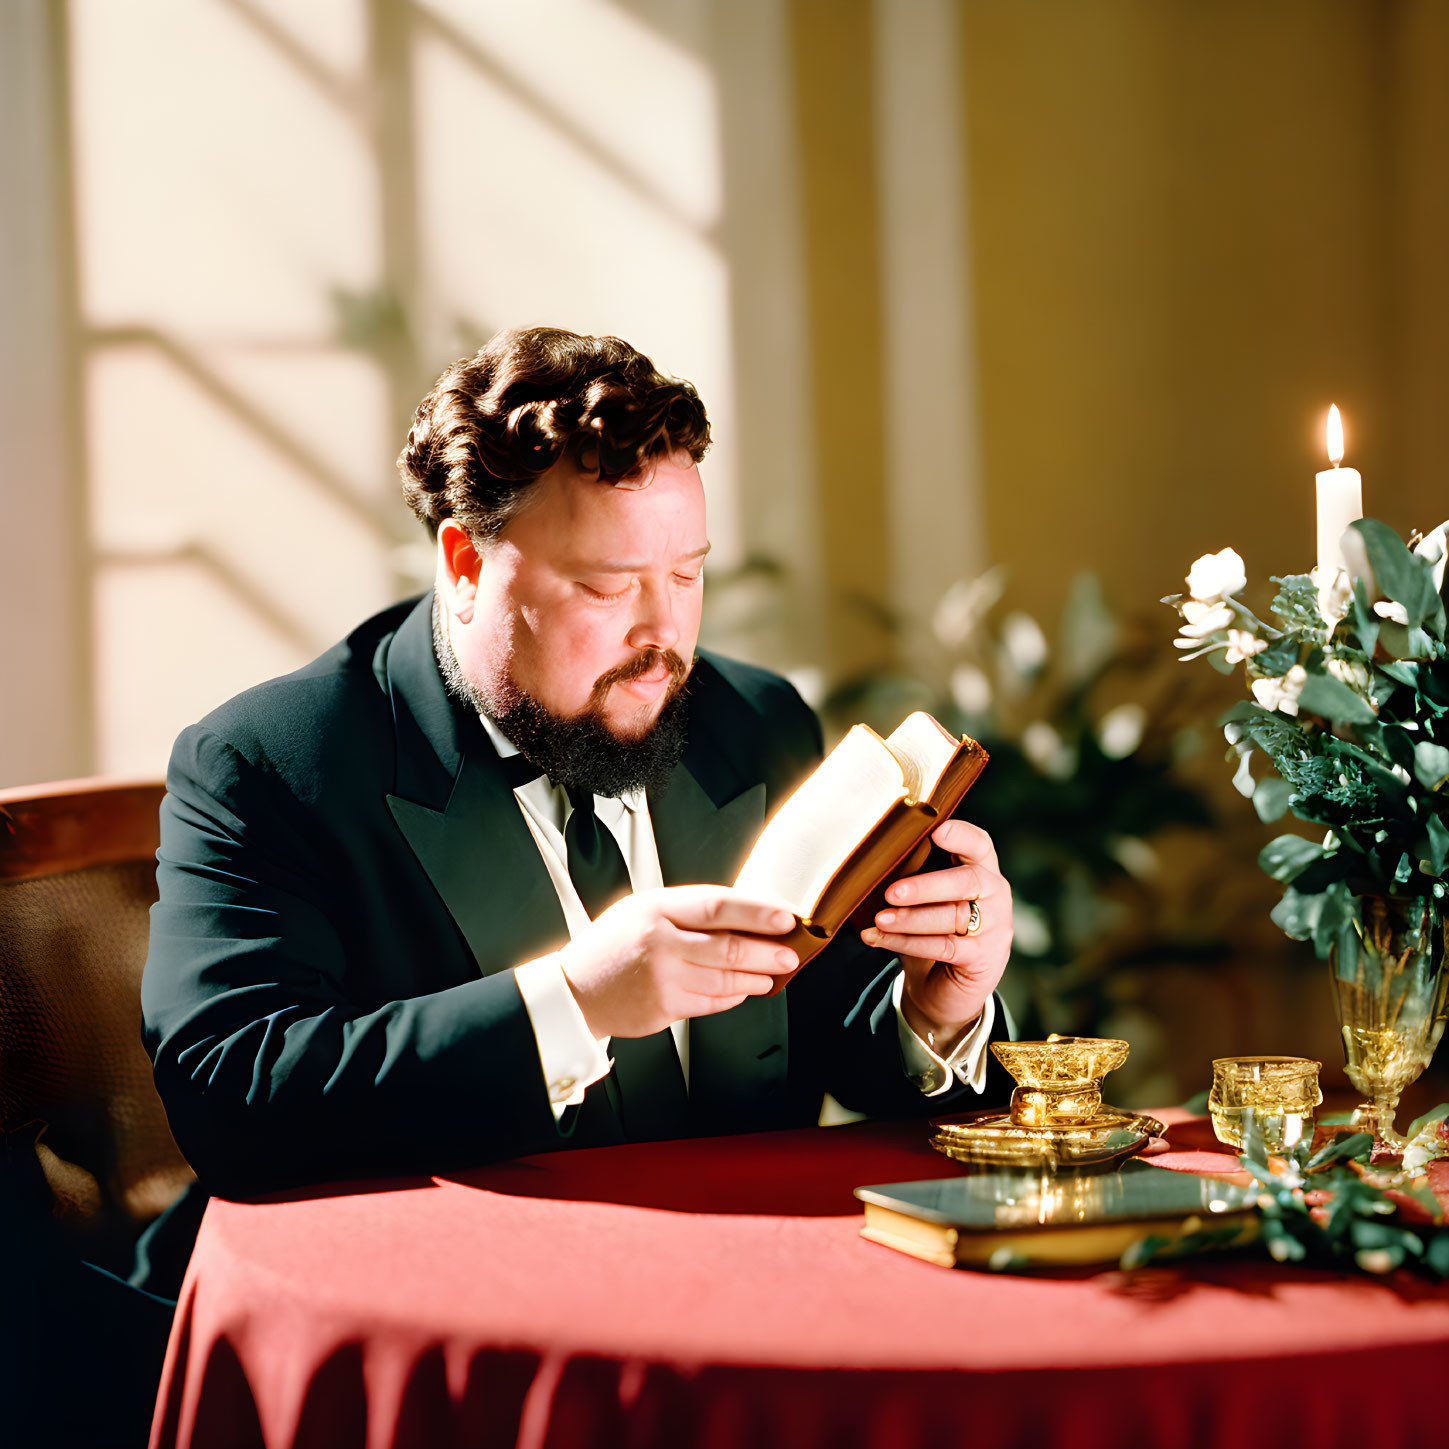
<box><xmin>150</xmin><ymin>1114</ymin><xmax>1449</xmax><ymax>1449</ymax></box>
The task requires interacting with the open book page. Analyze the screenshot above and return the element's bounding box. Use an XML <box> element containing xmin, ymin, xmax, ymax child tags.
<box><xmin>886</xmin><ymin>712</ymin><xmax>961</xmax><ymax>803</ymax></box>
<box><xmin>733</xmin><ymin>725</ymin><xmax>909</xmax><ymax>919</ymax></box>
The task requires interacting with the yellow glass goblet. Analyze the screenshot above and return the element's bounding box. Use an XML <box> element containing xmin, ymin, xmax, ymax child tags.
<box><xmin>1331</xmin><ymin>895</ymin><xmax>1449</xmax><ymax>1150</ymax></box>
<box><xmin>1208</xmin><ymin>1056</ymin><xmax>1322</xmax><ymax>1154</ymax></box>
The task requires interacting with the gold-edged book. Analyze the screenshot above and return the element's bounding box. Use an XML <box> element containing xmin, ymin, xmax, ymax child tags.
<box><xmin>734</xmin><ymin>712</ymin><xmax>988</xmax><ymax>982</ymax></box>
<box><xmin>855</xmin><ymin>1161</ymin><xmax>1260</xmax><ymax>1270</ymax></box>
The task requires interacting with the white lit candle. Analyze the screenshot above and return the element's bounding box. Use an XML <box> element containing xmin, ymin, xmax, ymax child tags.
<box><xmin>1316</xmin><ymin>404</ymin><xmax>1362</xmax><ymax>580</ymax></box>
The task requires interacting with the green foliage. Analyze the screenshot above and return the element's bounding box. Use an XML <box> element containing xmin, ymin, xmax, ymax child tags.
<box><xmin>1295</xmin><ymin>673</ymin><xmax>1377</xmax><ymax>724</ymax></box>
<box><xmin>1251</xmin><ymin>775</ymin><xmax>1294</xmax><ymax>822</ymax></box>
<box><xmin>1350</xmin><ymin>579</ymin><xmax>1381</xmax><ymax>658</ymax></box>
<box><xmin>1415</xmin><ymin>742</ymin><xmax>1449</xmax><ymax>790</ymax></box>
<box><xmin>1122</xmin><ymin>1112</ymin><xmax>1449</xmax><ymax>1278</ymax></box>
<box><xmin>1269</xmin><ymin>574</ymin><xmax>1325</xmax><ymax>635</ymax></box>
<box><xmin>1353</xmin><ymin>520</ymin><xmax>1446</xmax><ymax>635</ymax></box>
<box><xmin>825</xmin><ymin>570</ymin><xmax>1222</xmax><ymax>1037</ymax></box>
<box><xmin>1270</xmin><ymin>880</ymin><xmax>1359</xmax><ymax>972</ymax></box>
<box><xmin>1406</xmin><ymin>1104</ymin><xmax>1449</xmax><ymax>1139</ymax></box>
<box><xmin>1170</xmin><ymin>518</ymin><xmax>1449</xmax><ymax>959</ymax></box>
<box><xmin>1305</xmin><ymin>1132</ymin><xmax>1374</xmax><ymax>1169</ymax></box>
<box><xmin>1258</xmin><ymin>835</ymin><xmax>1322</xmax><ymax>883</ymax></box>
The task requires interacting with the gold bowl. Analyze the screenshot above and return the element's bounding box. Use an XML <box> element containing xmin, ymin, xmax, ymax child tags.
<box><xmin>931</xmin><ymin>1034</ymin><xmax>1153</xmax><ymax>1170</ymax></box>
<box><xmin>991</xmin><ymin>1035</ymin><xmax>1131</xmax><ymax>1089</ymax></box>
<box><xmin>991</xmin><ymin>1035</ymin><xmax>1130</xmax><ymax>1128</ymax></box>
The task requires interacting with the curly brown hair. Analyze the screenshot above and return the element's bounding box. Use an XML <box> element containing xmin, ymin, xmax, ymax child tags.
<box><xmin>397</xmin><ymin>326</ymin><xmax>712</xmax><ymax>542</ymax></box>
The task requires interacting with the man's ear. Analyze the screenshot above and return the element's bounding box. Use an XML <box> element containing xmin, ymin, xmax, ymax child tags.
<box><xmin>437</xmin><ymin>520</ymin><xmax>481</xmax><ymax>624</ymax></box>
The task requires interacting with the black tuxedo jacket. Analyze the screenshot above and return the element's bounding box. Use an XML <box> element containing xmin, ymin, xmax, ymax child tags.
<box><xmin>142</xmin><ymin>594</ymin><xmax>1010</xmax><ymax>1195</ymax></box>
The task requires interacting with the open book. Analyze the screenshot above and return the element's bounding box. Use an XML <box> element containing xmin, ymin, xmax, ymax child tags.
<box><xmin>733</xmin><ymin>711</ymin><xmax>988</xmax><ymax>980</ymax></box>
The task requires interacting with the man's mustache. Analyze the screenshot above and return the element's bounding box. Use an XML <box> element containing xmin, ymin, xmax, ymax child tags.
<box><xmin>592</xmin><ymin>648</ymin><xmax>691</xmax><ymax>697</ymax></box>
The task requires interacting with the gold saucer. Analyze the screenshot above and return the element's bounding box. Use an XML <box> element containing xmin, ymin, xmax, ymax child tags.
<box><xmin>930</xmin><ymin>1107</ymin><xmax>1166</xmax><ymax>1169</ymax></box>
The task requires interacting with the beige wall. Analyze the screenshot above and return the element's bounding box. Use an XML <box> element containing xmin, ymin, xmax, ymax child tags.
<box><xmin>4</xmin><ymin>0</ymin><xmax>1448</xmax><ymax>781</ymax></box>
<box><xmin>0</xmin><ymin>2</ymin><xmax>91</xmax><ymax>782</ymax></box>
<box><xmin>959</xmin><ymin>0</ymin><xmax>1449</xmax><ymax>626</ymax></box>
<box><xmin>783</xmin><ymin>0</ymin><xmax>1449</xmax><ymax>665</ymax></box>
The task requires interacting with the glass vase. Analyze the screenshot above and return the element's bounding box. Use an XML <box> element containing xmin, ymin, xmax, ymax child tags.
<box><xmin>1329</xmin><ymin>895</ymin><xmax>1449</xmax><ymax>1151</ymax></box>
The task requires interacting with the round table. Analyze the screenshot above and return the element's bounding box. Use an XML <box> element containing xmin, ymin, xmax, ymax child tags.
<box><xmin>150</xmin><ymin>1113</ymin><xmax>1449</xmax><ymax>1449</ymax></box>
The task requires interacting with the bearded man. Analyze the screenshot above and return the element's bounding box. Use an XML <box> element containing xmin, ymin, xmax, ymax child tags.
<box><xmin>141</xmin><ymin>327</ymin><xmax>1015</xmax><ymax>1199</ymax></box>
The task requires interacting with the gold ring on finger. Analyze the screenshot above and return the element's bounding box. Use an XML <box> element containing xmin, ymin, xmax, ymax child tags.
<box><xmin>965</xmin><ymin>898</ymin><xmax>983</xmax><ymax>936</ymax></box>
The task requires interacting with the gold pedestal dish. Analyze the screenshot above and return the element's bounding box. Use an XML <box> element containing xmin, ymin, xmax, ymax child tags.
<box><xmin>930</xmin><ymin>1035</ymin><xmax>1163</xmax><ymax>1170</ymax></box>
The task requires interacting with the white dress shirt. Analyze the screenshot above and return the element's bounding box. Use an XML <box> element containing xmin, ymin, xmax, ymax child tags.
<box><xmin>479</xmin><ymin>715</ymin><xmax>996</xmax><ymax>1119</ymax></box>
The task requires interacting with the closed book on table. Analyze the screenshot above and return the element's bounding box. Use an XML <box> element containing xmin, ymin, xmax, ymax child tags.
<box><xmin>734</xmin><ymin>711</ymin><xmax>988</xmax><ymax>980</ymax></box>
<box><xmin>855</xmin><ymin>1160</ymin><xmax>1260</xmax><ymax>1269</ymax></box>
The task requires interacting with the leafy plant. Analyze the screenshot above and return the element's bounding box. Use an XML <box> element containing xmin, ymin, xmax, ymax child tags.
<box><xmin>819</xmin><ymin>571</ymin><xmax>1227</xmax><ymax>1038</ymax></box>
<box><xmin>1124</xmin><ymin>1105</ymin><xmax>1449</xmax><ymax>1277</ymax></box>
<box><xmin>1164</xmin><ymin>520</ymin><xmax>1449</xmax><ymax>961</ymax></box>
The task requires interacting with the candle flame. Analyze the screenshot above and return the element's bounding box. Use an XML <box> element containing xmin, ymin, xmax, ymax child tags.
<box><xmin>1326</xmin><ymin>404</ymin><xmax>1344</xmax><ymax>467</ymax></box>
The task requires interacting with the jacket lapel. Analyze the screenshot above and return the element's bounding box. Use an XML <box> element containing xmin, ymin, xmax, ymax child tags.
<box><xmin>381</xmin><ymin>599</ymin><xmax>790</xmax><ymax>1129</ymax></box>
<box><xmin>382</xmin><ymin>595</ymin><xmax>569</xmax><ymax>977</ymax></box>
<box><xmin>648</xmin><ymin>765</ymin><xmax>765</xmax><ymax>891</ymax></box>
<box><xmin>387</xmin><ymin>755</ymin><xmax>570</xmax><ymax>977</ymax></box>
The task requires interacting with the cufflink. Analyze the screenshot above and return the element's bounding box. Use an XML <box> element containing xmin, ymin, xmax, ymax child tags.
<box><xmin>555</xmin><ymin>1076</ymin><xmax>575</xmax><ymax>1093</ymax></box>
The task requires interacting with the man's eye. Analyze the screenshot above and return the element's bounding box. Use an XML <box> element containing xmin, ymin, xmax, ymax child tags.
<box><xmin>675</xmin><ymin>572</ymin><xmax>703</xmax><ymax>586</ymax></box>
<box><xmin>584</xmin><ymin>583</ymin><xmax>630</xmax><ymax>602</ymax></box>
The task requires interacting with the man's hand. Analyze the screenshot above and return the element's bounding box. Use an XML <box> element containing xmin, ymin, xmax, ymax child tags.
<box><xmin>557</xmin><ymin>886</ymin><xmax>799</xmax><ymax>1040</ymax></box>
<box><xmin>859</xmin><ymin>820</ymin><xmax>1013</xmax><ymax>1053</ymax></box>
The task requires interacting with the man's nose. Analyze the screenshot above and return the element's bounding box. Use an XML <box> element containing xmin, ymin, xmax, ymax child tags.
<box><xmin>625</xmin><ymin>581</ymin><xmax>679</xmax><ymax>653</ymax></box>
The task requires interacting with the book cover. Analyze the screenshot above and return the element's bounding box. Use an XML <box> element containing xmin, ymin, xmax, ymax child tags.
<box><xmin>854</xmin><ymin>1160</ymin><xmax>1260</xmax><ymax>1269</ymax></box>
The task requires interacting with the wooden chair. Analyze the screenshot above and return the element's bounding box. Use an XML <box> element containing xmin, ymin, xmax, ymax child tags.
<box><xmin>0</xmin><ymin>778</ymin><xmax>194</xmax><ymax>1270</ymax></box>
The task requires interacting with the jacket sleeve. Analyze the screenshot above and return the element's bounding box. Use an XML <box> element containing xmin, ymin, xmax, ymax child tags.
<box><xmin>787</xmin><ymin>931</ymin><xmax>1015</xmax><ymax>1120</ymax></box>
<box><xmin>142</xmin><ymin>726</ymin><xmax>568</xmax><ymax>1196</ymax></box>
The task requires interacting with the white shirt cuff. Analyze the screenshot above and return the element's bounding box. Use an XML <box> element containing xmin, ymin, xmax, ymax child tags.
<box><xmin>514</xmin><ymin>954</ymin><xmax>613</xmax><ymax>1118</ymax></box>
<box><xmin>893</xmin><ymin>970</ymin><xmax>997</xmax><ymax>1097</ymax></box>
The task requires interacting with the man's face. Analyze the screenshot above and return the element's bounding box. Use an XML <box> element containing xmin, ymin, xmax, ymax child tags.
<box><xmin>444</xmin><ymin>452</ymin><xmax>707</xmax><ymax>744</ymax></box>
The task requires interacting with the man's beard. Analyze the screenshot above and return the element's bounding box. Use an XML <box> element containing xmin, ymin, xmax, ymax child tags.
<box><xmin>432</xmin><ymin>596</ymin><xmax>692</xmax><ymax>798</ymax></box>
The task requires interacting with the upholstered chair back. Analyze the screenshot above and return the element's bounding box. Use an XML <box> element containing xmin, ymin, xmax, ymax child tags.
<box><xmin>0</xmin><ymin>780</ymin><xmax>193</xmax><ymax>1265</ymax></box>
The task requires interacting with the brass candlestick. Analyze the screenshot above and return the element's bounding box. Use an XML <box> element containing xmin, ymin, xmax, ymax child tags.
<box><xmin>931</xmin><ymin>1034</ymin><xmax>1163</xmax><ymax>1169</ymax></box>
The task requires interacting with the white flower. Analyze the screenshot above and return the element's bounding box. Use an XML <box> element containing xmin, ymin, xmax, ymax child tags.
<box><xmin>1098</xmin><ymin>703</ymin><xmax>1146</xmax><ymax>759</ymax></box>
<box><xmin>1373</xmin><ymin>599</ymin><xmax>1410</xmax><ymax>625</ymax></box>
<box><xmin>1354</xmin><ymin>1248</ymin><xmax>1396</xmax><ymax>1275</ymax></box>
<box><xmin>1225</xmin><ymin>629</ymin><xmax>1268</xmax><ymax>664</ymax></box>
<box><xmin>1251</xmin><ymin>664</ymin><xmax>1308</xmax><ymax>716</ymax></box>
<box><xmin>949</xmin><ymin>663</ymin><xmax>992</xmax><ymax>715</ymax></box>
<box><xmin>1022</xmin><ymin>720</ymin><xmax>1076</xmax><ymax>778</ymax></box>
<box><xmin>1177</xmin><ymin>600</ymin><xmax>1234</xmax><ymax>639</ymax></box>
<box><xmin>1326</xmin><ymin>657</ymin><xmax>1370</xmax><ymax>692</ymax></box>
<box><xmin>1231</xmin><ymin>748</ymin><xmax>1256</xmax><ymax>797</ymax></box>
<box><xmin>932</xmin><ymin>569</ymin><xmax>1007</xmax><ymax>648</ymax></box>
<box><xmin>1315</xmin><ymin>566</ymin><xmax>1353</xmax><ymax>628</ymax></box>
<box><xmin>1011</xmin><ymin>903</ymin><xmax>1052</xmax><ymax>956</ymax></box>
<box><xmin>1414</xmin><ymin>521</ymin><xmax>1448</xmax><ymax>593</ymax></box>
<box><xmin>1186</xmin><ymin>548</ymin><xmax>1247</xmax><ymax>604</ymax></box>
<box><xmin>1108</xmin><ymin>835</ymin><xmax>1158</xmax><ymax>879</ymax></box>
<box><xmin>1001</xmin><ymin>612</ymin><xmax>1049</xmax><ymax>676</ymax></box>
<box><xmin>1401</xmin><ymin>1113</ymin><xmax>1449</xmax><ymax>1174</ymax></box>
